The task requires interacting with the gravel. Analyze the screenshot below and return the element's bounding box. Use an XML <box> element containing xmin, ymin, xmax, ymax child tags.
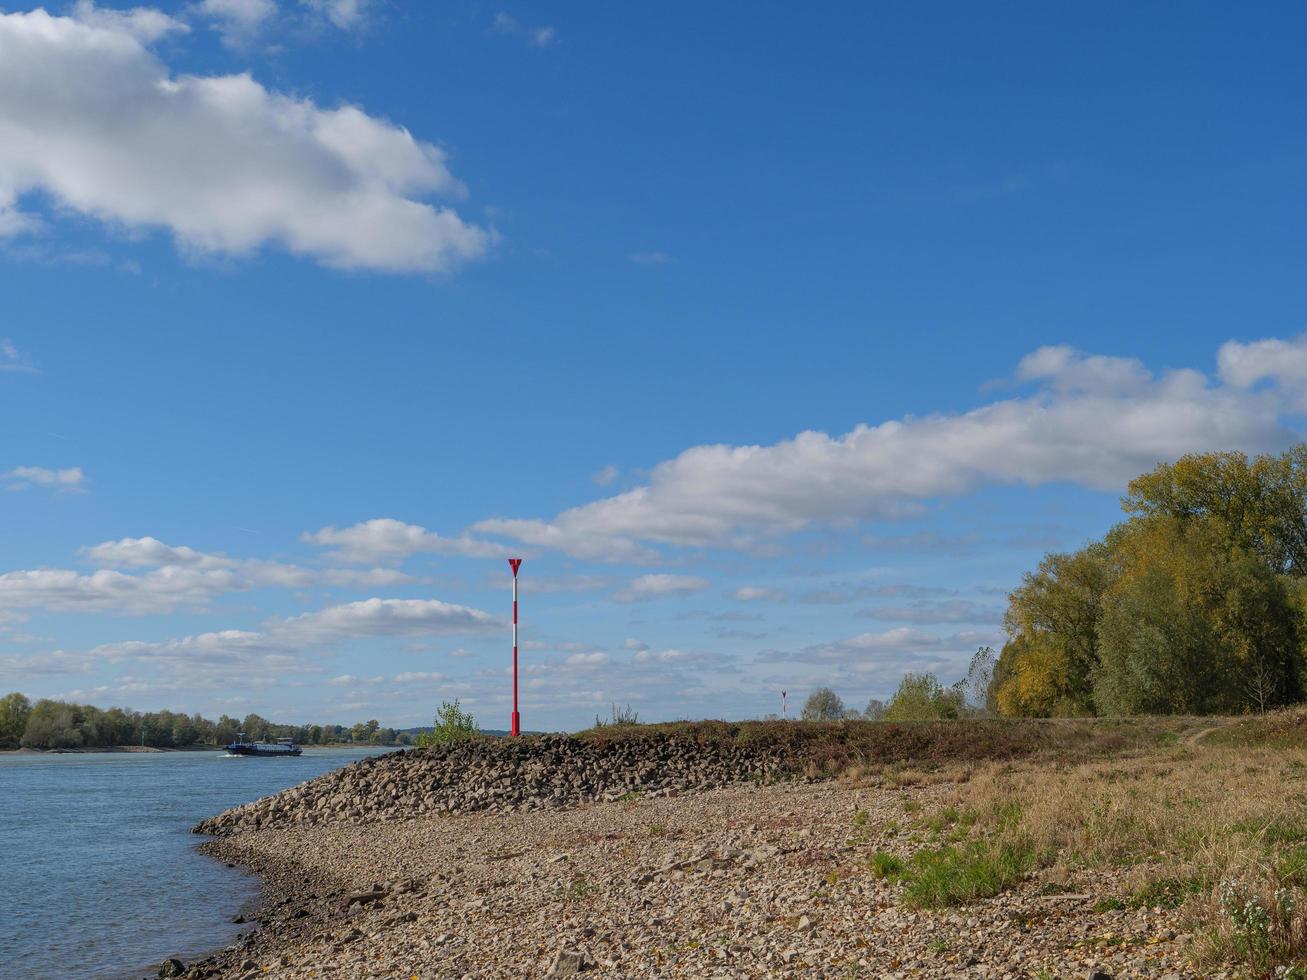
<box><xmin>178</xmin><ymin>768</ymin><xmax>1216</xmax><ymax>978</ymax></box>
<box><xmin>193</xmin><ymin>735</ymin><xmax>788</xmax><ymax>837</ymax></box>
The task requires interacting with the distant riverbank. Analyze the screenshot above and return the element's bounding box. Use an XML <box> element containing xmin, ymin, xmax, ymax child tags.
<box><xmin>2</xmin><ymin>744</ymin><xmax>223</xmax><ymax>754</ymax></box>
<box><xmin>2</xmin><ymin>742</ymin><xmax>407</xmax><ymax>754</ymax></box>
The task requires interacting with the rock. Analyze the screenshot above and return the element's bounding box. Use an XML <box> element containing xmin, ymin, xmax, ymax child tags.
<box><xmin>545</xmin><ymin>948</ymin><xmax>591</xmax><ymax>976</ymax></box>
<box><xmin>157</xmin><ymin>958</ymin><xmax>186</xmax><ymax>978</ymax></box>
<box><xmin>1086</xmin><ymin>970</ymin><xmax>1114</xmax><ymax>980</ymax></box>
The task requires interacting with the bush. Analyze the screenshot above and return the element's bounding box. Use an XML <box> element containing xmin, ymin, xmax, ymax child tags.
<box><xmin>414</xmin><ymin>699</ymin><xmax>479</xmax><ymax>747</ymax></box>
<box><xmin>882</xmin><ymin>673</ymin><xmax>965</xmax><ymax>722</ymax></box>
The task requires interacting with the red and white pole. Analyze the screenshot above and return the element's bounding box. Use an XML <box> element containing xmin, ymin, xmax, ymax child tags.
<box><xmin>509</xmin><ymin>558</ymin><xmax>522</xmax><ymax>736</ymax></box>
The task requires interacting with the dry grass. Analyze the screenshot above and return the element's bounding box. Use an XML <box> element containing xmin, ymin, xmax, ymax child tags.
<box><xmin>908</xmin><ymin>712</ymin><xmax>1307</xmax><ymax>976</ymax></box>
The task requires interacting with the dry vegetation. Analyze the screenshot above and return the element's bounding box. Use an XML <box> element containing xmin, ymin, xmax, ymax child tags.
<box><xmin>576</xmin><ymin>714</ymin><xmax>1205</xmax><ymax>776</ymax></box>
<box><xmin>845</xmin><ymin>709</ymin><xmax>1307</xmax><ymax>977</ymax></box>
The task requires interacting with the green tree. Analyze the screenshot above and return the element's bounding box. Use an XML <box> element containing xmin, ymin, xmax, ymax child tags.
<box><xmin>0</xmin><ymin>691</ymin><xmax>31</xmax><ymax>745</ymax></box>
<box><xmin>881</xmin><ymin>673</ymin><xmax>965</xmax><ymax>721</ymax></box>
<box><xmin>801</xmin><ymin>688</ymin><xmax>845</xmax><ymax>721</ymax></box>
<box><xmin>995</xmin><ymin>542</ymin><xmax>1115</xmax><ymax>716</ymax></box>
<box><xmin>415</xmin><ymin>700</ymin><xmax>479</xmax><ymax>746</ymax></box>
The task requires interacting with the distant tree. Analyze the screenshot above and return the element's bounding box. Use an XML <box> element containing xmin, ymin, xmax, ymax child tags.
<box><xmin>863</xmin><ymin>698</ymin><xmax>887</xmax><ymax>721</ymax></box>
<box><xmin>415</xmin><ymin>700</ymin><xmax>478</xmax><ymax>747</ymax></box>
<box><xmin>882</xmin><ymin>673</ymin><xmax>965</xmax><ymax>722</ymax></box>
<box><xmin>964</xmin><ymin>647</ymin><xmax>997</xmax><ymax>713</ymax></box>
<box><xmin>0</xmin><ymin>691</ymin><xmax>31</xmax><ymax>745</ymax></box>
<box><xmin>21</xmin><ymin>700</ymin><xmax>83</xmax><ymax>749</ymax></box>
<box><xmin>801</xmin><ymin>688</ymin><xmax>845</xmax><ymax>721</ymax></box>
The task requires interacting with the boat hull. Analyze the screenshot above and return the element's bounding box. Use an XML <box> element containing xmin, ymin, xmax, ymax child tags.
<box><xmin>225</xmin><ymin>743</ymin><xmax>302</xmax><ymax>757</ymax></box>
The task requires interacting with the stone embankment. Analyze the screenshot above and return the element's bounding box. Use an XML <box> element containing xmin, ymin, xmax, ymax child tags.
<box><xmin>193</xmin><ymin>734</ymin><xmax>788</xmax><ymax>836</ymax></box>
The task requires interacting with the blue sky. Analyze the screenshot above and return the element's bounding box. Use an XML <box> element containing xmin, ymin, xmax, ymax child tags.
<box><xmin>3</xmin><ymin>1</ymin><xmax>1307</xmax><ymax>730</ymax></box>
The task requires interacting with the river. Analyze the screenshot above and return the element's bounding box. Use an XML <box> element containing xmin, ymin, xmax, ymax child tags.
<box><xmin>0</xmin><ymin>746</ymin><xmax>391</xmax><ymax>979</ymax></box>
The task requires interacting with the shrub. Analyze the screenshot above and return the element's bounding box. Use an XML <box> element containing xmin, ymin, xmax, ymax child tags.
<box><xmin>882</xmin><ymin>673</ymin><xmax>966</xmax><ymax>722</ymax></box>
<box><xmin>414</xmin><ymin>699</ymin><xmax>478</xmax><ymax>747</ymax></box>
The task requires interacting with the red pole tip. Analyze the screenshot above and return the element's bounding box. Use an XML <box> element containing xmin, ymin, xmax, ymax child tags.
<box><xmin>508</xmin><ymin>558</ymin><xmax>522</xmax><ymax>575</ymax></box>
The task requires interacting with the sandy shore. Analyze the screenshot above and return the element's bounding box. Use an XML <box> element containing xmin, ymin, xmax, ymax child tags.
<box><xmin>180</xmin><ymin>779</ymin><xmax>1211</xmax><ymax>979</ymax></box>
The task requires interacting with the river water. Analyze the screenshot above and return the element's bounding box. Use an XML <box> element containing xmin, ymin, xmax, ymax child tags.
<box><xmin>0</xmin><ymin>747</ymin><xmax>391</xmax><ymax>979</ymax></box>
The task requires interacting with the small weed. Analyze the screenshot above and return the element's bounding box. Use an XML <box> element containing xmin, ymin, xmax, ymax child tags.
<box><xmin>901</xmin><ymin>840</ymin><xmax>1035</xmax><ymax>908</ymax></box>
<box><xmin>618</xmin><ymin>790</ymin><xmax>642</xmax><ymax>803</ymax></box>
<box><xmin>555</xmin><ymin>874</ymin><xmax>591</xmax><ymax>903</ymax></box>
<box><xmin>852</xmin><ymin>809</ymin><xmax>870</xmax><ymax>828</ymax></box>
<box><xmin>903</xmin><ymin>799</ymin><xmax>921</xmax><ymax>815</ymax></box>
<box><xmin>1091</xmin><ymin>897</ymin><xmax>1125</xmax><ymax>913</ymax></box>
<box><xmin>647</xmin><ymin>823</ymin><xmax>668</xmax><ymax>837</ymax></box>
<box><xmin>927</xmin><ymin>935</ymin><xmax>953</xmax><ymax>954</ymax></box>
<box><xmin>868</xmin><ymin>851</ymin><xmax>906</xmax><ymax>880</ymax></box>
<box><xmin>1130</xmin><ymin>875</ymin><xmax>1204</xmax><ymax>910</ymax></box>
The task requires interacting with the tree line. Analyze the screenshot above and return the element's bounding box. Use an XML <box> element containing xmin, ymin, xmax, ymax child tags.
<box><xmin>991</xmin><ymin>448</ymin><xmax>1307</xmax><ymax>717</ymax></box>
<box><xmin>0</xmin><ymin>693</ymin><xmax>415</xmax><ymax>750</ymax></box>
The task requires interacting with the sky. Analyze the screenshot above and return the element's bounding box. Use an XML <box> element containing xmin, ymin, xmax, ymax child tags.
<box><xmin>3</xmin><ymin>1</ymin><xmax>1307</xmax><ymax>731</ymax></box>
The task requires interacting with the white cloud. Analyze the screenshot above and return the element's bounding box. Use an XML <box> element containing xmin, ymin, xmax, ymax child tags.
<box><xmin>473</xmin><ymin>344</ymin><xmax>1292</xmax><ymax>559</ymax></box>
<box><xmin>492</xmin><ymin>11</ymin><xmax>556</xmax><ymax>47</ymax></box>
<box><xmin>303</xmin><ymin>518</ymin><xmax>511</xmax><ymax>563</ymax></box>
<box><xmin>0</xmin><ymin>8</ymin><xmax>491</xmax><ymax>273</ymax></box>
<box><xmin>83</xmin><ymin>535</ymin><xmax>415</xmax><ymax>590</ymax></box>
<box><xmin>0</xmin><ymin>566</ymin><xmax>241</xmax><ymax>614</ymax></box>
<box><xmin>72</xmin><ymin>0</ymin><xmax>189</xmax><ymax>42</ymax></box>
<box><xmin>564</xmin><ymin>651</ymin><xmax>609</xmax><ymax>668</ymax></box>
<box><xmin>3</xmin><ymin>466</ymin><xmax>85</xmax><ymax>492</ymax></box>
<box><xmin>592</xmin><ymin>464</ymin><xmax>619</xmax><ymax>487</ymax></box>
<box><xmin>623</xmin><ymin>638</ymin><xmax>648</xmax><ymax>652</ymax></box>
<box><xmin>92</xmin><ymin>597</ymin><xmax>501</xmax><ymax>668</ymax></box>
<box><xmin>613</xmin><ymin>573</ymin><xmax>711</xmax><ymax>602</ymax></box>
<box><xmin>195</xmin><ymin>0</ymin><xmax>276</xmax><ymax>46</ymax></box>
<box><xmin>301</xmin><ymin>0</ymin><xmax>372</xmax><ymax>30</ymax></box>
<box><xmin>84</xmin><ymin>536</ymin><xmax>236</xmax><ymax>569</ymax></box>
<box><xmin>731</xmin><ymin>585</ymin><xmax>787</xmax><ymax>602</ymax></box>
<box><xmin>1218</xmin><ymin>335</ymin><xmax>1307</xmax><ymax>408</ymax></box>
<box><xmin>392</xmin><ymin>670</ymin><xmax>444</xmax><ymax>684</ymax></box>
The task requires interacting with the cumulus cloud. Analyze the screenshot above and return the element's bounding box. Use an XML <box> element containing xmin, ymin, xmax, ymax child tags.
<box><xmin>92</xmin><ymin>597</ymin><xmax>501</xmax><ymax>667</ymax></box>
<box><xmin>1218</xmin><ymin>335</ymin><xmax>1307</xmax><ymax>409</ymax></box>
<box><xmin>613</xmin><ymin>574</ymin><xmax>711</xmax><ymax>602</ymax></box>
<box><xmin>3</xmin><ymin>466</ymin><xmax>85</xmax><ymax>492</ymax></box>
<box><xmin>71</xmin><ymin>0</ymin><xmax>188</xmax><ymax>42</ymax></box>
<box><xmin>0</xmin><ymin>566</ymin><xmax>241</xmax><ymax>614</ymax></box>
<box><xmin>303</xmin><ymin>519</ymin><xmax>511</xmax><ymax>564</ymax></box>
<box><xmin>0</xmin><ymin>8</ymin><xmax>491</xmax><ymax>272</ymax></box>
<box><xmin>82</xmin><ymin>535</ymin><xmax>414</xmax><ymax>590</ymax></box>
<box><xmin>473</xmin><ymin>344</ymin><xmax>1293</xmax><ymax>560</ymax></box>
<box><xmin>195</xmin><ymin>0</ymin><xmax>276</xmax><ymax>46</ymax></box>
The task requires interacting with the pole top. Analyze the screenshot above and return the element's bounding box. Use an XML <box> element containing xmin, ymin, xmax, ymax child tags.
<box><xmin>508</xmin><ymin>558</ymin><xmax>522</xmax><ymax>576</ymax></box>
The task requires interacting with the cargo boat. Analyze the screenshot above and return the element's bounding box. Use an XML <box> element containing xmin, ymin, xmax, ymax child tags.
<box><xmin>225</xmin><ymin>734</ymin><xmax>302</xmax><ymax>757</ymax></box>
